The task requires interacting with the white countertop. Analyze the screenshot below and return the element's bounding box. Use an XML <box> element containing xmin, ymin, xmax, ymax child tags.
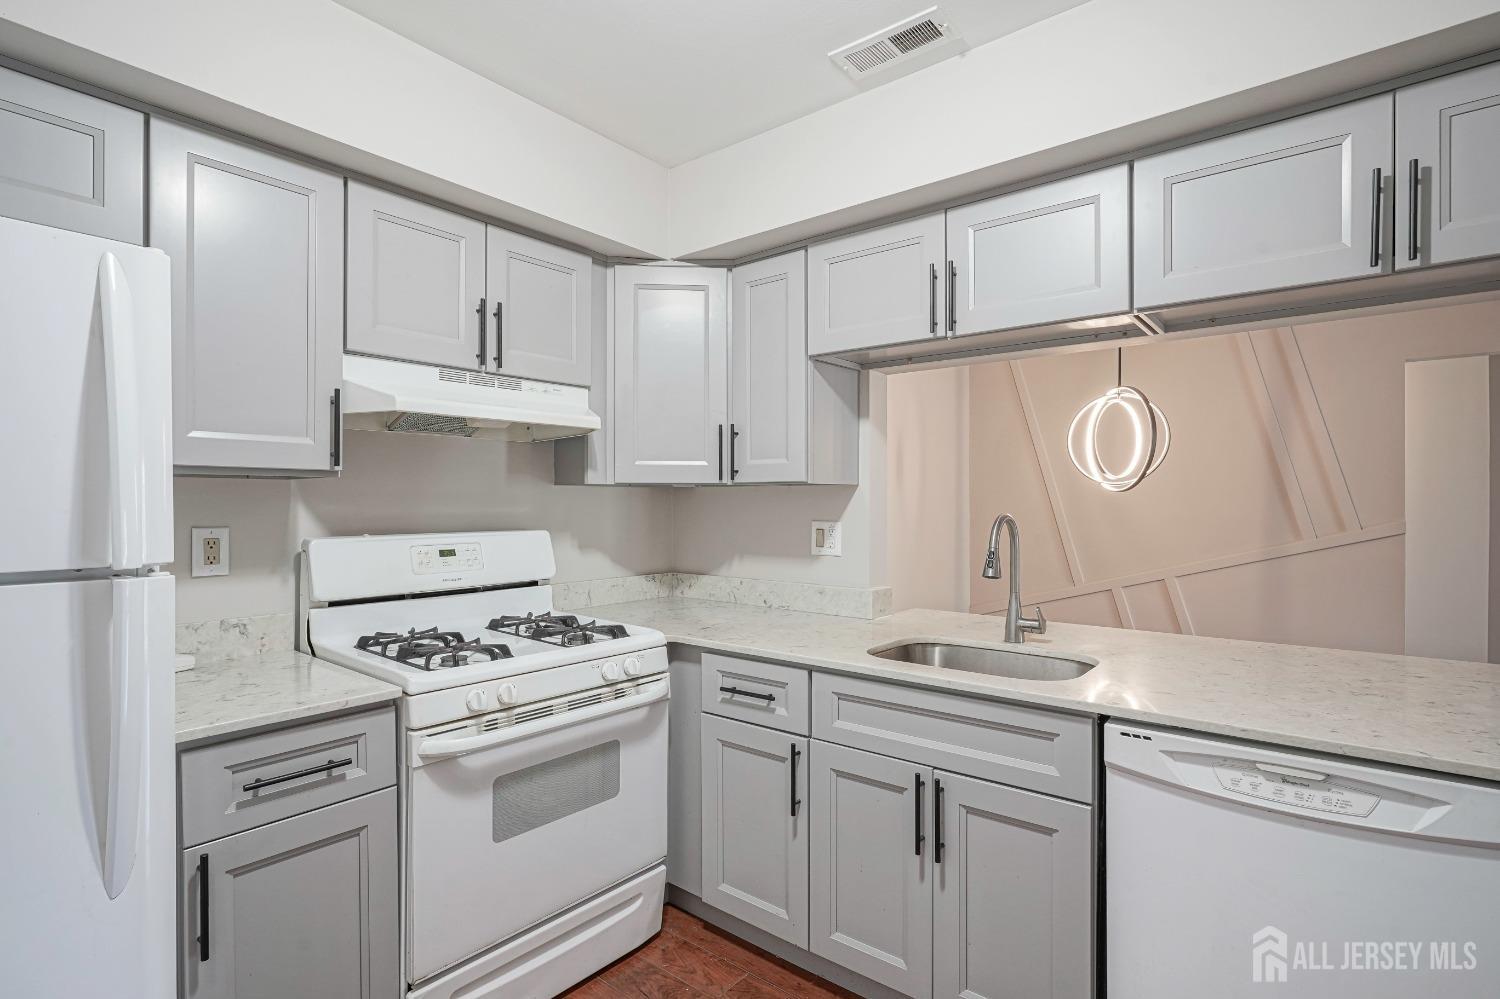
<box><xmin>586</xmin><ymin>599</ymin><xmax>1500</xmax><ymax>783</ymax></box>
<box><xmin>175</xmin><ymin>650</ymin><xmax>402</xmax><ymax>745</ymax></box>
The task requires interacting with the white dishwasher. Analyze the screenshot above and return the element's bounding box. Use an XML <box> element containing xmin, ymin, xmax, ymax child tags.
<box><xmin>1105</xmin><ymin>721</ymin><xmax>1500</xmax><ymax>999</ymax></box>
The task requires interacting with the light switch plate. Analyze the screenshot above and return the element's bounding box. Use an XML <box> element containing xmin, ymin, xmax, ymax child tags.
<box><xmin>191</xmin><ymin>527</ymin><xmax>230</xmax><ymax>577</ymax></box>
<box><xmin>811</xmin><ymin>521</ymin><xmax>842</xmax><ymax>557</ymax></box>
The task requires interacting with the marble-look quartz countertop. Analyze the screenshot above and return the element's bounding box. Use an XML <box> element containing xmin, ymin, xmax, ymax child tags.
<box><xmin>587</xmin><ymin>598</ymin><xmax>1500</xmax><ymax>782</ymax></box>
<box><xmin>176</xmin><ymin>650</ymin><xmax>401</xmax><ymax>745</ymax></box>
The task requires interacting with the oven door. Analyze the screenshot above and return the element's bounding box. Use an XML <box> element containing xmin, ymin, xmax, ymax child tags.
<box><xmin>405</xmin><ymin>677</ymin><xmax>668</xmax><ymax>984</ymax></box>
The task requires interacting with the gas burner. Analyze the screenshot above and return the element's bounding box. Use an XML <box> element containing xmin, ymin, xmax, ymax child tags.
<box><xmin>486</xmin><ymin>612</ymin><xmax>630</xmax><ymax>648</ymax></box>
<box><xmin>355</xmin><ymin>627</ymin><xmax>513</xmax><ymax>671</ymax></box>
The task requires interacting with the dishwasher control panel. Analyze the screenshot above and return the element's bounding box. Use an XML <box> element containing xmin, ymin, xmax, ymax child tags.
<box><xmin>1213</xmin><ymin>762</ymin><xmax>1380</xmax><ymax>817</ymax></box>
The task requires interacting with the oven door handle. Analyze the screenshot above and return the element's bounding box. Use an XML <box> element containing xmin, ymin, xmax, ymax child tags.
<box><xmin>415</xmin><ymin>679</ymin><xmax>669</xmax><ymax>761</ymax></box>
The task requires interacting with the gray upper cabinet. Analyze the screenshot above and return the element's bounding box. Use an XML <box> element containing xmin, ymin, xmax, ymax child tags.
<box><xmin>151</xmin><ymin>119</ymin><xmax>344</xmax><ymax>473</ymax></box>
<box><xmin>1134</xmin><ymin>94</ymin><xmax>1395</xmax><ymax>309</ymax></box>
<box><xmin>700</xmin><ymin>714</ymin><xmax>809</xmax><ymax>948</ymax></box>
<box><xmin>731</xmin><ymin>250</ymin><xmax>808</xmax><ymax>483</ymax></box>
<box><xmin>347</xmin><ymin>181</ymin><xmax>486</xmax><ymax>369</ymax></box>
<box><xmin>613</xmin><ymin>265</ymin><xmax>728</xmax><ymax>484</ymax></box>
<box><xmin>0</xmin><ymin>65</ymin><xmax>143</xmax><ymax>243</ymax></box>
<box><xmin>486</xmin><ymin>226</ymin><xmax>592</xmax><ymax>385</ymax></box>
<box><xmin>808</xmin><ymin>213</ymin><xmax>945</xmax><ymax>355</ymax></box>
<box><xmin>947</xmin><ymin>165</ymin><xmax>1131</xmax><ymax>336</ymax></box>
<box><xmin>1397</xmin><ymin>61</ymin><xmax>1500</xmax><ymax>271</ymax></box>
<box><xmin>931</xmin><ymin>771</ymin><xmax>1094</xmax><ymax>999</ymax></box>
<box><xmin>181</xmin><ymin>788</ymin><xmax>400</xmax><ymax>999</ymax></box>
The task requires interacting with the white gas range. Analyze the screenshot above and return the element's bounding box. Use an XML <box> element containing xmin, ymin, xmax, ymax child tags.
<box><xmin>300</xmin><ymin>531</ymin><xmax>669</xmax><ymax>999</ymax></box>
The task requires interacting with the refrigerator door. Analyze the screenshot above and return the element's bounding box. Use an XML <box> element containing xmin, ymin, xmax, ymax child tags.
<box><xmin>0</xmin><ymin>573</ymin><xmax>175</xmax><ymax>997</ymax></box>
<box><xmin>0</xmin><ymin>217</ymin><xmax>173</xmax><ymax>574</ymax></box>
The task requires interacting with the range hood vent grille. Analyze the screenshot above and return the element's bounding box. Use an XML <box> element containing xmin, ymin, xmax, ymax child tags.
<box><xmin>831</xmin><ymin>8</ymin><xmax>956</xmax><ymax>78</ymax></box>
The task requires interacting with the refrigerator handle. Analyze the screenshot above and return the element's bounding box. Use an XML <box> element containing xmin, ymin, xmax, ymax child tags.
<box><xmin>102</xmin><ymin>578</ymin><xmax>147</xmax><ymax>899</ymax></box>
<box><xmin>98</xmin><ymin>253</ymin><xmax>144</xmax><ymax>572</ymax></box>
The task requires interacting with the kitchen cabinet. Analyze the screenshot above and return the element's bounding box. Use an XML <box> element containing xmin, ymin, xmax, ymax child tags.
<box><xmin>1134</xmin><ymin>94</ymin><xmax>1395</xmax><ymax>309</ymax></box>
<box><xmin>808</xmin><ymin>213</ymin><xmax>945</xmax><ymax>354</ymax></box>
<box><xmin>0</xmin><ymin>64</ymin><xmax>143</xmax><ymax>243</ymax></box>
<box><xmin>1397</xmin><ymin>61</ymin><xmax>1500</xmax><ymax>270</ymax></box>
<box><xmin>700</xmin><ymin>713</ymin><xmax>810</xmax><ymax>948</ymax></box>
<box><xmin>946</xmin><ymin>165</ymin><xmax>1131</xmax><ymax>337</ymax></box>
<box><xmin>808</xmin><ymin>740</ymin><xmax>932</xmax><ymax>998</ymax></box>
<box><xmin>181</xmin><ymin>788</ymin><xmax>399</xmax><ymax>999</ymax></box>
<box><xmin>150</xmin><ymin>119</ymin><xmax>344</xmax><ymax>473</ymax></box>
<box><xmin>730</xmin><ymin>251</ymin><xmax>808</xmax><ymax>483</ymax></box>
<box><xmin>346</xmin><ymin>181</ymin><xmax>487</xmax><ymax>370</ymax></box>
<box><xmin>486</xmin><ymin>226</ymin><xmax>592</xmax><ymax>385</ymax></box>
<box><xmin>612</xmin><ymin>264</ymin><xmax>729</xmax><ymax>484</ymax></box>
<box><xmin>668</xmin><ymin>650</ymin><xmax>705</xmax><ymax>896</ymax></box>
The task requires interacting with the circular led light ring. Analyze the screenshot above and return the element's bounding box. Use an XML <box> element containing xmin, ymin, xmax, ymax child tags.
<box><xmin>1067</xmin><ymin>385</ymin><xmax>1170</xmax><ymax>492</ymax></box>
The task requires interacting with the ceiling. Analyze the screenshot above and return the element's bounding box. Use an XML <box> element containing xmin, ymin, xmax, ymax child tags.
<box><xmin>331</xmin><ymin>0</ymin><xmax>1089</xmax><ymax>167</ymax></box>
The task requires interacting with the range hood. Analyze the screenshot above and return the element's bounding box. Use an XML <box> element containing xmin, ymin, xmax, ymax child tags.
<box><xmin>341</xmin><ymin>355</ymin><xmax>599</xmax><ymax>442</ymax></box>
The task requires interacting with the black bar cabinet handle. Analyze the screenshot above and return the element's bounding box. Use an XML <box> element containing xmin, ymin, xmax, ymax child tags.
<box><xmin>329</xmin><ymin>388</ymin><xmax>342</xmax><ymax>468</ymax></box>
<box><xmin>243</xmin><ymin>757</ymin><xmax>354</xmax><ymax>793</ymax></box>
<box><xmin>493</xmin><ymin>300</ymin><xmax>504</xmax><ymax>368</ymax></box>
<box><xmin>1370</xmin><ymin>168</ymin><xmax>1383</xmax><ymax>269</ymax></box>
<box><xmin>476</xmin><ymin>297</ymin><xmax>487</xmax><ymax>367</ymax></box>
<box><xmin>729</xmin><ymin>424</ymin><xmax>740</xmax><ymax>481</ymax></box>
<box><xmin>929</xmin><ymin>262</ymin><xmax>937</xmax><ymax>335</ymax></box>
<box><xmin>933</xmin><ymin>778</ymin><xmax>945</xmax><ymax>864</ymax></box>
<box><xmin>946</xmin><ymin>261</ymin><xmax>957</xmax><ymax>334</ymax></box>
<box><xmin>717</xmin><ymin>424</ymin><xmax>724</xmax><ymax>481</ymax></box>
<box><xmin>197</xmin><ymin>853</ymin><xmax>210</xmax><ymax>962</ymax></box>
<box><xmin>719</xmin><ymin>685</ymin><xmax>774</xmax><ymax>703</ymax></box>
<box><xmin>1407</xmin><ymin>158</ymin><xmax>1420</xmax><ymax>262</ymax></box>
<box><xmin>789</xmin><ymin>744</ymin><xmax>802</xmax><ymax>817</ymax></box>
<box><xmin>914</xmin><ymin>773</ymin><xmax>926</xmax><ymax>856</ymax></box>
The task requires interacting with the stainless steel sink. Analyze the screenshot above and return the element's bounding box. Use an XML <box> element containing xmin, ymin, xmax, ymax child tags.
<box><xmin>870</xmin><ymin>642</ymin><xmax>1096</xmax><ymax>681</ymax></box>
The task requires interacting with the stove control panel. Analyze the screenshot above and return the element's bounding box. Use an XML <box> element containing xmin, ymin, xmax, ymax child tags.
<box><xmin>410</xmin><ymin>542</ymin><xmax>483</xmax><ymax>575</ymax></box>
<box><xmin>1213</xmin><ymin>762</ymin><xmax>1380</xmax><ymax>817</ymax></box>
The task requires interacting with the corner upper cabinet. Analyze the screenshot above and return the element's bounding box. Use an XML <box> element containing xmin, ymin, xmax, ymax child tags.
<box><xmin>947</xmin><ymin>165</ymin><xmax>1130</xmax><ymax>337</ymax></box>
<box><xmin>150</xmin><ymin>119</ymin><xmax>344</xmax><ymax>473</ymax></box>
<box><xmin>808</xmin><ymin>213</ymin><xmax>945</xmax><ymax>355</ymax></box>
<box><xmin>486</xmin><ymin>226</ymin><xmax>592</xmax><ymax>385</ymax></box>
<box><xmin>0</xmin><ymin>64</ymin><xmax>143</xmax><ymax>243</ymax></box>
<box><xmin>731</xmin><ymin>250</ymin><xmax>808</xmax><ymax>484</ymax></box>
<box><xmin>612</xmin><ymin>265</ymin><xmax>728</xmax><ymax>485</ymax></box>
<box><xmin>1397</xmin><ymin>61</ymin><xmax>1500</xmax><ymax>271</ymax></box>
<box><xmin>1134</xmin><ymin>95</ymin><xmax>1395</xmax><ymax>309</ymax></box>
<box><xmin>346</xmin><ymin>182</ymin><xmax>487</xmax><ymax>369</ymax></box>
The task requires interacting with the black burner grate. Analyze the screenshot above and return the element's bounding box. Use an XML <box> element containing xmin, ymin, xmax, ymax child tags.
<box><xmin>355</xmin><ymin>627</ymin><xmax>512</xmax><ymax>671</ymax></box>
<box><xmin>486</xmin><ymin>612</ymin><xmax>629</xmax><ymax>648</ymax></box>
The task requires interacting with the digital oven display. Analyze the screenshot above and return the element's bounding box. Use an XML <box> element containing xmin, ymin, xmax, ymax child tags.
<box><xmin>438</xmin><ymin>548</ymin><xmax>457</xmax><ymax>558</ymax></box>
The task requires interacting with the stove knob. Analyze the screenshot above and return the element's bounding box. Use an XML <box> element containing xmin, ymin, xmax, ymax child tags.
<box><xmin>496</xmin><ymin>683</ymin><xmax>519</xmax><ymax>706</ymax></box>
<box><xmin>465</xmin><ymin>689</ymin><xmax>490</xmax><ymax>713</ymax></box>
<box><xmin>623</xmin><ymin>656</ymin><xmax>643</xmax><ymax>677</ymax></box>
<box><xmin>600</xmin><ymin>660</ymin><xmax>624</xmax><ymax>682</ymax></box>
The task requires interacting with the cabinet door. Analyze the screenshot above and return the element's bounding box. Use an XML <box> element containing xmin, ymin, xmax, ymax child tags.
<box><xmin>181</xmin><ymin>788</ymin><xmax>399</xmax><ymax>999</ymax></box>
<box><xmin>1397</xmin><ymin>62</ymin><xmax>1500</xmax><ymax>270</ymax></box>
<box><xmin>809</xmin><ymin>741</ymin><xmax>932</xmax><ymax>999</ymax></box>
<box><xmin>486</xmin><ymin>226</ymin><xmax>592</xmax><ymax>385</ymax></box>
<box><xmin>731</xmin><ymin>249</ymin><xmax>807</xmax><ymax>483</ymax></box>
<box><xmin>151</xmin><ymin>119</ymin><xmax>343</xmax><ymax>472</ymax></box>
<box><xmin>1134</xmin><ymin>95</ymin><xmax>1394</xmax><ymax>309</ymax></box>
<box><xmin>613</xmin><ymin>265</ymin><xmax>728</xmax><ymax>484</ymax></box>
<box><xmin>700</xmin><ymin>715</ymin><xmax>809</xmax><ymax>948</ymax></box>
<box><xmin>347</xmin><ymin>182</ymin><xmax>486</xmax><ymax>369</ymax></box>
<box><xmin>0</xmin><ymin>65</ymin><xmax>143</xmax><ymax>243</ymax></box>
<box><xmin>808</xmin><ymin>213</ymin><xmax>945</xmax><ymax>354</ymax></box>
<box><xmin>948</xmin><ymin>165</ymin><xmax>1130</xmax><ymax>336</ymax></box>
<box><xmin>932</xmin><ymin>772</ymin><xmax>1094</xmax><ymax>999</ymax></box>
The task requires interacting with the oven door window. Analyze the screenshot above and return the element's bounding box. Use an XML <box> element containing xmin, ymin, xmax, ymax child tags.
<box><xmin>493</xmin><ymin>741</ymin><xmax>621</xmax><ymax>843</ymax></box>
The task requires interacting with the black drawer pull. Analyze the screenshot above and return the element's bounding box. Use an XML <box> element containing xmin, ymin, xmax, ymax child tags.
<box><xmin>914</xmin><ymin>772</ymin><xmax>926</xmax><ymax>856</ymax></box>
<box><xmin>243</xmin><ymin>757</ymin><xmax>354</xmax><ymax>793</ymax></box>
<box><xmin>197</xmin><ymin>853</ymin><xmax>210</xmax><ymax>962</ymax></box>
<box><xmin>719</xmin><ymin>685</ymin><xmax>775</xmax><ymax>703</ymax></box>
<box><xmin>933</xmin><ymin>778</ymin><xmax>945</xmax><ymax>864</ymax></box>
<box><xmin>790</xmin><ymin>744</ymin><xmax>802</xmax><ymax>817</ymax></box>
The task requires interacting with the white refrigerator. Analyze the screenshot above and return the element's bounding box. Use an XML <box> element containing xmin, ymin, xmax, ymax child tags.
<box><xmin>0</xmin><ymin>217</ymin><xmax>175</xmax><ymax>996</ymax></box>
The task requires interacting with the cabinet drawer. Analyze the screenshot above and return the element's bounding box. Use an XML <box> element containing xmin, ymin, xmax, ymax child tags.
<box><xmin>812</xmin><ymin>674</ymin><xmax>1094</xmax><ymax>803</ymax></box>
<box><xmin>180</xmin><ymin>707</ymin><xmax>396</xmax><ymax>848</ymax></box>
<box><xmin>701</xmin><ymin>652</ymin><xmax>810</xmax><ymax>735</ymax></box>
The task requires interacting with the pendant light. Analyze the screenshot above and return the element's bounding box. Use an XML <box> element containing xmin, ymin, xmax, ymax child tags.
<box><xmin>1066</xmin><ymin>348</ymin><xmax>1170</xmax><ymax>492</ymax></box>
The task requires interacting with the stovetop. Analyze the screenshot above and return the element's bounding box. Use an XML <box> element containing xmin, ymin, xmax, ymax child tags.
<box><xmin>487</xmin><ymin>612</ymin><xmax>630</xmax><ymax>648</ymax></box>
<box><xmin>355</xmin><ymin>627</ymin><xmax>514</xmax><ymax>672</ymax></box>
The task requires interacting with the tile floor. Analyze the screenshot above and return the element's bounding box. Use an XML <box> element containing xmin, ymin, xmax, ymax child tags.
<box><xmin>562</xmin><ymin>905</ymin><xmax>859</xmax><ymax>999</ymax></box>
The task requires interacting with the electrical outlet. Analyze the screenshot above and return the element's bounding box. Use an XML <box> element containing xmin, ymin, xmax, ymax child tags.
<box><xmin>191</xmin><ymin>527</ymin><xmax>230</xmax><ymax>578</ymax></box>
<box><xmin>811</xmin><ymin>520</ymin><xmax>842</xmax><ymax>557</ymax></box>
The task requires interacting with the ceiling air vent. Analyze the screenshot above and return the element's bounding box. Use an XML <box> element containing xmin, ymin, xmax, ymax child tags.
<box><xmin>830</xmin><ymin>7</ymin><xmax>956</xmax><ymax>79</ymax></box>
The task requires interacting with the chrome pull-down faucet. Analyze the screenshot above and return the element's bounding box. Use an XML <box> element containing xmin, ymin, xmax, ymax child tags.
<box><xmin>982</xmin><ymin>514</ymin><xmax>1047</xmax><ymax>644</ymax></box>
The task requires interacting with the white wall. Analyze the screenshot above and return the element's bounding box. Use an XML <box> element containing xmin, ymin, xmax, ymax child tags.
<box><xmin>886</xmin><ymin>367</ymin><xmax>969</xmax><ymax>612</ymax></box>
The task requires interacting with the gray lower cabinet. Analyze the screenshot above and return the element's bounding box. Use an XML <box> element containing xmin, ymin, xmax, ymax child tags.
<box><xmin>701</xmin><ymin>713</ymin><xmax>810</xmax><ymax>947</ymax></box>
<box><xmin>1397</xmin><ymin>61</ymin><xmax>1500</xmax><ymax>270</ymax></box>
<box><xmin>807</xmin><ymin>213</ymin><xmax>946</xmax><ymax>355</ymax></box>
<box><xmin>150</xmin><ymin>119</ymin><xmax>344</xmax><ymax>473</ymax></box>
<box><xmin>181</xmin><ymin>787</ymin><xmax>399</xmax><ymax>999</ymax></box>
<box><xmin>1134</xmin><ymin>94</ymin><xmax>1395</xmax><ymax>309</ymax></box>
<box><xmin>486</xmin><ymin>226</ymin><xmax>592</xmax><ymax>385</ymax></box>
<box><xmin>668</xmin><ymin>650</ymin><xmax>705</xmax><ymax>896</ymax></box>
<box><xmin>0</xmin><ymin>64</ymin><xmax>144</xmax><ymax>243</ymax></box>
<box><xmin>947</xmin><ymin>164</ymin><xmax>1131</xmax><ymax>337</ymax></box>
<box><xmin>346</xmin><ymin>181</ymin><xmax>487</xmax><ymax>370</ymax></box>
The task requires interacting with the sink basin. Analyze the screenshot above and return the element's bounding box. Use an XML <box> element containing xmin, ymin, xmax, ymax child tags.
<box><xmin>870</xmin><ymin>642</ymin><xmax>1096</xmax><ymax>681</ymax></box>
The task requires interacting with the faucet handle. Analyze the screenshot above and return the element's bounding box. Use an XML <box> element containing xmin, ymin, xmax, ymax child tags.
<box><xmin>1028</xmin><ymin>605</ymin><xmax>1047</xmax><ymax>636</ymax></box>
